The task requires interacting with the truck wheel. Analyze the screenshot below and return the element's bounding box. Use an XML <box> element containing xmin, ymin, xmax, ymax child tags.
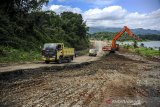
<box><xmin>109</xmin><ymin>50</ymin><xmax>115</xmax><ymax>54</ymax></box>
<box><xmin>71</xmin><ymin>56</ymin><xmax>74</xmax><ymax>60</ymax></box>
<box><xmin>57</xmin><ymin>57</ymin><xmax>62</xmax><ymax>64</ymax></box>
<box><xmin>45</xmin><ymin>61</ymin><xmax>50</xmax><ymax>64</ymax></box>
<box><xmin>67</xmin><ymin>57</ymin><xmax>71</xmax><ymax>63</ymax></box>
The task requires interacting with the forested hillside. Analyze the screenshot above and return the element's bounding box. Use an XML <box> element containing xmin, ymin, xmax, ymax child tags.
<box><xmin>0</xmin><ymin>0</ymin><xmax>89</xmax><ymax>62</ymax></box>
<box><xmin>89</xmin><ymin>27</ymin><xmax>160</xmax><ymax>35</ymax></box>
<box><xmin>90</xmin><ymin>32</ymin><xmax>160</xmax><ymax>41</ymax></box>
<box><xmin>90</xmin><ymin>32</ymin><xmax>136</xmax><ymax>41</ymax></box>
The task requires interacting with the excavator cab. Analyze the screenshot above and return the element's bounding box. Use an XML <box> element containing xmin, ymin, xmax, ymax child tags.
<box><xmin>115</xmin><ymin>44</ymin><xmax>119</xmax><ymax>51</ymax></box>
<box><xmin>109</xmin><ymin>44</ymin><xmax>119</xmax><ymax>53</ymax></box>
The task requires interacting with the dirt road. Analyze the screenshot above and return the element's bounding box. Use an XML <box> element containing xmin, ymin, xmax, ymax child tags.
<box><xmin>0</xmin><ymin>49</ymin><xmax>160</xmax><ymax>107</ymax></box>
<box><xmin>0</xmin><ymin>41</ymin><xmax>106</xmax><ymax>73</ymax></box>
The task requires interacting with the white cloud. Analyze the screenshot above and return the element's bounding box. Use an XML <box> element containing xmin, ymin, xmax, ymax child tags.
<box><xmin>42</xmin><ymin>5</ymin><xmax>82</xmax><ymax>14</ymax></box>
<box><xmin>83</xmin><ymin>6</ymin><xmax>127</xmax><ymax>20</ymax></box>
<box><xmin>42</xmin><ymin>4</ymin><xmax>160</xmax><ymax>30</ymax></box>
<box><xmin>83</xmin><ymin>6</ymin><xmax>160</xmax><ymax>30</ymax></box>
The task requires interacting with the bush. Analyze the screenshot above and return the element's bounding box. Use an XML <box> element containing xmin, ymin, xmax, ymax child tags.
<box><xmin>0</xmin><ymin>46</ymin><xmax>41</xmax><ymax>63</ymax></box>
<box><xmin>134</xmin><ymin>47</ymin><xmax>159</xmax><ymax>56</ymax></box>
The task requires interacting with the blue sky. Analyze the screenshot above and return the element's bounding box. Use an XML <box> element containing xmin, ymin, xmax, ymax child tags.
<box><xmin>43</xmin><ymin>0</ymin><xmax>160</xmax><ymax>30</ymax></box>
<box><xmin>48</xmin><ymin>0</ymin><xmax>160</xmax><ymax>13</ymax></box>
<box><xmin>115</xmin><ymin>0</ymin><xmax>160</xmax><ymax>13</ymax></box>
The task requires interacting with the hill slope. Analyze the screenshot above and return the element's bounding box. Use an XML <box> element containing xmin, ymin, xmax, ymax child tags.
<box><xmin>89</xmin><ymin>27</ymin><xmax>160</xmax><ymax>35</ymax></box>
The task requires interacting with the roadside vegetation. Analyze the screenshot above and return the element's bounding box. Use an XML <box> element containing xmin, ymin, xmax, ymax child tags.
<box><xmin>123</xmin><ymin>45</ymin><xmax>160</xmax><ymax>57</ymax></box>
<box><xmin>76</xmin><ymin>49</ymin><xmax>89</xmax><ymax>56</ymax></box>
<box><xmin>0</xmin><ymin>46</ymin><xmax>41</xmax><ymax>63</ymax></box>
<box><xmin>0</xmin><ymin>0</ymin><xmax>89</xmax><ymax>63</ymax></box>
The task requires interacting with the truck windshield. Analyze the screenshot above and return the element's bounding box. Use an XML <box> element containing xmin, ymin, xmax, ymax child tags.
<box><xmin>43</xmin><ymin>44</ymin><xmax>58</xmax><ymax>50</ymax></box>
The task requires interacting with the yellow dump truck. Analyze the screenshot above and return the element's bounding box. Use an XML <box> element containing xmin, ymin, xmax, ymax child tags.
<box><xmin>42</xmin><ymin>43</ymin><xmax>75</xmax><ymax>64</ymax></box>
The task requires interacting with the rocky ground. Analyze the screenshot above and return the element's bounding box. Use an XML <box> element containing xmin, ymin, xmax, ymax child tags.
<box><xmin>0</xmin><ymin>51</ymin><xmax>160</xmax><ymax>107</ymax></box>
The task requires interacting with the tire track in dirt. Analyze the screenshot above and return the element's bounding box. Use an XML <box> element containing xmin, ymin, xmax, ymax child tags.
<box><xmin>30</xmin><ymin>83</ymin><xmax>88</xmax><ymax>106</ymax></box>
<box><xmin>0</xmin><ymin>53</ymin><xmax>160</xmax><ymax>107</ymax></box>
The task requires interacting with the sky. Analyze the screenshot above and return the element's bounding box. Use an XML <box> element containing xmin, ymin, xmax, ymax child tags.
<box><xmin>42</xmin><ymin>0</ymin><xmax>160</xmax><ymax>30</ymax></box>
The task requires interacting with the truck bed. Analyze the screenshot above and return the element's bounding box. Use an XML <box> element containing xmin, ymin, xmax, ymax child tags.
<box><xmin>63</xmin><ymin>48</ymin><xmax>74</xmax><ymax>56</ymax></box>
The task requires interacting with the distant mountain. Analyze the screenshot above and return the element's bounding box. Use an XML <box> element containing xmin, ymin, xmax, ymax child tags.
<box><xmin>89</xmin><ymin>27</ymin><xmax>160</xmax><ymax>35</ymax></box>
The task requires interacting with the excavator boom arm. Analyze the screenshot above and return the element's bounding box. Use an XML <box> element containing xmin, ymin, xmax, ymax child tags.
<box><xmin>111</xmin><ymin>26</ymin><xmax>139</xmax><ymax>49</ymax></box>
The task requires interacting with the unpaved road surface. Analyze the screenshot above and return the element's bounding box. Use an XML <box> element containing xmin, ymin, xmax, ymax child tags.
<box><xmin>0</xmin><ymin>50</ymin><xmax>160</xmax><ymax>107</ymax></box>
<box><xmin>0</xmin><ymin>41</ymin><xmax>106</xmax><ymax>73</ymax></box>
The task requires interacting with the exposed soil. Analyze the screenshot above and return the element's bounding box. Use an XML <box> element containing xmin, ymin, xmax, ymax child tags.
<box><xmin>0</xmin><ymin>52</ymin><xmax>160</xmax><ymax>107</ymax></box>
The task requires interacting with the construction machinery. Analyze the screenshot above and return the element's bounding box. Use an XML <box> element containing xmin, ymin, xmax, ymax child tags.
<box><xmin>42</xmin><ymin>43</ymin><xmax>75</xmax><ymax>64</ymax></box>
<box><xmin>102</xmin><ymin>26</ymin><xmax>139</xmax><ymax>52</ymax></box>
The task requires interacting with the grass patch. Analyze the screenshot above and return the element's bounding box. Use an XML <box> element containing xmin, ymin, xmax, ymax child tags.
<box><xmin>134</xmin><ymin>47</ymin><xmax>160</xmax><ymax>56</ymax></box>
<box><xmin>123</xmin><ymin>45</ymin><xmax>160</xmax><ymax>57</ymax></box>
<box><xmin>0</xmin><ymin>46</ymin><xmax>41</xmax><ymax>63</ymax></box>
<box><xmin>77</xmin><ymin>49</ymin><xmax>89</xmax><ymax>56</ymax></box>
